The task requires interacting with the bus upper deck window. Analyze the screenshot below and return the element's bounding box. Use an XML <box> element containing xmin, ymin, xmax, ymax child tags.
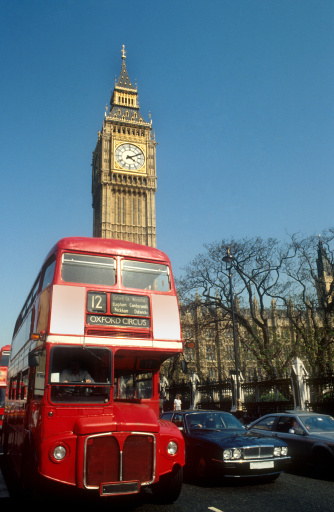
<box><xmin>0</xmin><ymin>351</ymin><xmax>10</xmax><ymax>367</ymax></box>
<box><xmin>121</xmin><ymin>260</ymin><xmax>170</xmax><ymax>291</ymax></box>
<box><xmin>41</xmin><ymin>258</ymin><xmax>56</xmax><ymax>290</ymax></box>
<box><xmin>62</xmin><ymin>253</ymin><xmax>116</xmax><ymax>286</ymax></box>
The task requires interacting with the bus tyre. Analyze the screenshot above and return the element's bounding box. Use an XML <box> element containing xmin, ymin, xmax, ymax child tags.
<box><xmin>151</xmin><ymin>466</ymin><xmax>183</xmax><ymax>504</ymax></box>
<box><xmin>20</xmin><ymin>441</ymin><xmax>43</xmax><ymax>497</ymax></box>
<box><xmin>1</xmin><ymin>423</ymin><xmax>8</xmax><ymax>455</ymax></box>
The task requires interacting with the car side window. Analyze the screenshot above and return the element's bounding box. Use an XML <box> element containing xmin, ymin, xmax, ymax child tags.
<box><xmin>252</xmin><ymin>416</ymin><xmax>276</xmax><ymax>431</ymax></box>
<box><xmin>161</xmin><ymin>412</ymin><xmax>173</xmax><ymax>421</ymax></box>
<box><xmin>173</xmin><ymin>413</ymin><xmax>184</xmax><ymax>428</ymax></box>
<box><xmin>276</xmin><ymin>416</ymin><xmax>295</xmax><ymax>433</ymax></box>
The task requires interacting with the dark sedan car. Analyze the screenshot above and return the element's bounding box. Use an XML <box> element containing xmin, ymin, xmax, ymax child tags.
<box><xmin>248</xmin><ymin>411</ymin><xmax>334</xmax><ymax>473</ymax></box>
<box><xmin>160</xmin><ymin>410</ymin><xmax>289</xmax><ymax>482</ymax></box>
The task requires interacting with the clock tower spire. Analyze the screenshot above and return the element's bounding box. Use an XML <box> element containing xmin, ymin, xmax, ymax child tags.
<box><xmin>92</xmin><ymin>46</ymin><xmax>157</xmax><ymax>247</ymax></box>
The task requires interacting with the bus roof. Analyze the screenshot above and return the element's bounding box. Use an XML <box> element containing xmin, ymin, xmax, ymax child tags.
<box><xmin>45</xmin><ymin>237</ymin><xmax>171</xmax><ymax>265</ymax></box>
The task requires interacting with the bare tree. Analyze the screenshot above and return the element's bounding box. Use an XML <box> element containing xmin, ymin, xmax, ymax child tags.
<box><xmin>178</xmin><ymin>231</ymin><xmax>334</xmax><ymax>378</ymax></box>
<box><xmin>274</xmin><ymin>231</ymin><xmax>334</xmax><ymax>376</ymax></box>
<box><xmin>178</xmin><ymin>237</ymin><xmax>297</xmax><ymax>379</ymax></box>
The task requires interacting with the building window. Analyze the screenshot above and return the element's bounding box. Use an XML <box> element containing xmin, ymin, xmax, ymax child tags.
<box><xmin>133</xmin><ymin>198</ymin><xmax>138</xmax><ymax>225</ymax></box>
<box><xmin>206</xmin><ymin>345</ymin><xmax>216</xmax><ymax>362</ymax></box>
<box><xmin>184</xmin><ymin>348</ymin><xmax>195</xmax><ymax>362</ymax></box>
<box><xmin>226</xmin><ymin>345</ymin><xmax>234</xmax><ymax>361</ymax></box>
<box><xmin>117</xmin><ymin>196</ymin><xmax>126</xmax><ymax>224</ymax></box>
<box><xmin>207</xmin><ymin>368</ymin><xmax>217</xmax><ymax>381</ymax></box>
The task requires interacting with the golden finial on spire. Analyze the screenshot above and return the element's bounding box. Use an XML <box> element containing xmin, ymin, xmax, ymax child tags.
<box><xmin>121</xmin><ymin>44</ymin><xmax>127</xmax><ymax>60</ymax></box>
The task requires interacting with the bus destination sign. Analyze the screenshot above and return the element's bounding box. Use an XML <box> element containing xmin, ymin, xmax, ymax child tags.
<box><xmin>111</xmin><ymin>294</ymin><xmax>150</xmax><ymax>317</ymax></box>
<box><xmin>86</xmin><ymin>315</ymin><xmax>150</xmax><ymax>328</ymax></box>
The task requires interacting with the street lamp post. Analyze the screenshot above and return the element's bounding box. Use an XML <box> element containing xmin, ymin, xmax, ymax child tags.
<box><xmin>223</xmin><ymin>248</ymin><xmax>242</xmax><ymax>412</ymax></box>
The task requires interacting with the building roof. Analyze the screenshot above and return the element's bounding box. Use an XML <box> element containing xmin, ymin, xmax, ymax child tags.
<box><xmin>107</xmin><ymin>46</ymin><xmax>150</xmax><ymax>127</ymax></box>
<box><xmin>116</xmin><ymin>55</ymin><xmax>135</xmax><ymax>91</ymax></box>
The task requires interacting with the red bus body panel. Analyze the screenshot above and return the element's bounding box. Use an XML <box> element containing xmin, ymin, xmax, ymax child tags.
<box><xmin>2</xmin><ymin>238</ymin><xmax>185</xmax><ymax>498</ymax></box>
<box><xmin>0</xmin><ymin>345</ymin><xmax>10</xmax><ymax>428</ymax></box>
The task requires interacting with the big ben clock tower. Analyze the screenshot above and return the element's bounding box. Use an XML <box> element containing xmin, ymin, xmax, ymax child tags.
<box><xmin>92</xmin><ymin>46</ymin><xmax>157</xmax><ymax>247</ymax></box>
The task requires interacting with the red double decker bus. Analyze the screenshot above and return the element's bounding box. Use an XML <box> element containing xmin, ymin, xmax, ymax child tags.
<box><xmin>0</xmin><ymin>345</ymin><xmax>10</xmax><ymax>428</ymax></box>
<box><xmin>1</xmin><ymin>237</ymin><xmax>185</xmax><ymax>500</ymax></box>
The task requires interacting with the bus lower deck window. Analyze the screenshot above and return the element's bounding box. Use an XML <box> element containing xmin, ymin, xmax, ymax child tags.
<box><xmin>49</xmin><ymin>347</ymin><xmax>112</xmax><ymax>404</ymax></box>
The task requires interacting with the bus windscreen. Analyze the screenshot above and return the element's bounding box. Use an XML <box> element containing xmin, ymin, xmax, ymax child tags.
<box><xmin>49</xmin><ymin>346</ymin><xmax>112</xmax><ymax>404</ymax></box>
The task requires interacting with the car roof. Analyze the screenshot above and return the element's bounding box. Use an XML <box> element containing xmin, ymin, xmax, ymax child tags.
<box><xmin>253</xmin><ymin>411</ymin><xmax>331</xmax><ymax>419</ymax></box>
<box><xmin>163</xmin><ymin>410</ymin><xmax>234</xmax><ymax>415</ymax></box>
<box><xmin>281</xmin><ymin>411</ymin><xmax>327</xmax><ymax>416</ymax></box>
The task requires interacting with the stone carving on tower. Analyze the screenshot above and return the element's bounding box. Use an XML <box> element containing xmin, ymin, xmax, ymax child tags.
<box><xmin>92</xmin><ymin>45</ymin><xmax>157</xmax><ymax>247</ymax></box>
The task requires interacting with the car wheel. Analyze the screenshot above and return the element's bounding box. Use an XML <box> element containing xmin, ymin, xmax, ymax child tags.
<box><xmin>195</xmin><ymin>456</ymin><xmax>210</xmax><ymax>483</ymax></box>
<box><xmin>312</xmin><ymin>449</ymin><xmax>334</xmax><ymax>477</ymax></box>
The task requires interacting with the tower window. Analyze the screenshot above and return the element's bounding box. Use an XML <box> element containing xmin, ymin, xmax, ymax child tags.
<box><xmin>117</xmin><ymin>196</ymin><xmax>126</xmax><ymax>224</ymax></box>
<box><xmin>132</xmin><ymin>197</ymin><xmax>140</xmax><ymax>225</ymax></box>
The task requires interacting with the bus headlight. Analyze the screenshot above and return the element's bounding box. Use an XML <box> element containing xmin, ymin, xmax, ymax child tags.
<box><xmin>166</xmin><ymin>441</ymin><xmax>178</xmax><ymax>455</ymax></box>
<box><xmin>52</xmin><ymin>445</ymin><xmax>67</xmax><ymax>461</ymax></box>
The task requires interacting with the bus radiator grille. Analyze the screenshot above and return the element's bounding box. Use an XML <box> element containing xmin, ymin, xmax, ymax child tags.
<box><xmin>122</xmin><ymin>434</ymin><xmax>154</xmax><ymax>483</ymax></box>
<box><xmin>86</xmin><ymin>436</ymin><xmax>119</xmax><ymax>487</ymax></box>
<box><xmin>85</xmin><ymin>434</ymin><xmax>154</xmax><ymax>487</ymax></box>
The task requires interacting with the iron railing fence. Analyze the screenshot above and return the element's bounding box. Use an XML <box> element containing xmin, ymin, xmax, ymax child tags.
<box><xmin>165</xmin><ymin>376</ymin><xmax>334</xmax><ymax>421</ymax></box>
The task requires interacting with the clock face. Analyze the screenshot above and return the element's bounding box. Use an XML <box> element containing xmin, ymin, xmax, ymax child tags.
<box><xmin>115</xmin><ymin>143</ymin><xmax>145</xmax><ymax>171</ymax></box>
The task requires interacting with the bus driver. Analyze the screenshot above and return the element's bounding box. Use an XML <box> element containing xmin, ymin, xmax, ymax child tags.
<box><xmin>60</xmin><ymin>360</ymin><xmax>94</xmax><ymax>383</ymax></box>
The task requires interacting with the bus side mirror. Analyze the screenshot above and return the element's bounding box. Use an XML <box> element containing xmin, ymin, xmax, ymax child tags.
<box><xmin>29</xmin><ymin>352</ymin><xmax>40</xmax><ymax>367</ymax></box>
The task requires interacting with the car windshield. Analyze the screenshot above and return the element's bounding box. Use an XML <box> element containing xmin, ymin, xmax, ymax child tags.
<box><xmin>300</xmin><ymin>414</ymin><xmax>334</xmax><ymax>433</ymax></box>
<box><xmin>186</xmin><ymin>412</ymin><xmax>244</xmax><ymax>430</ymax></box>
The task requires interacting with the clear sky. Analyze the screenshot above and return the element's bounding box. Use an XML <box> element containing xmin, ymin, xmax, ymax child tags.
<box><xmin>1</xmin><ymin>0</ymin><xmax>333</xmax><ymax>344</ymax></box>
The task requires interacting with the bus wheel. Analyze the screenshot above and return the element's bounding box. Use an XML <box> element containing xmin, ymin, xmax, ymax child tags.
<box><xmin>20</xmin><ymin>441</ymin><xmax>42</xmax><ymax>497</ymax></box>
<box><xmin>1</xmin><ymin>423</ymin><xmax>9</xmax><ymax>455</ymax></box>
<box><xmin>151</xmin><ymin>466</ymin><xmax>183</xmax><ymax>504</ymax></box>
